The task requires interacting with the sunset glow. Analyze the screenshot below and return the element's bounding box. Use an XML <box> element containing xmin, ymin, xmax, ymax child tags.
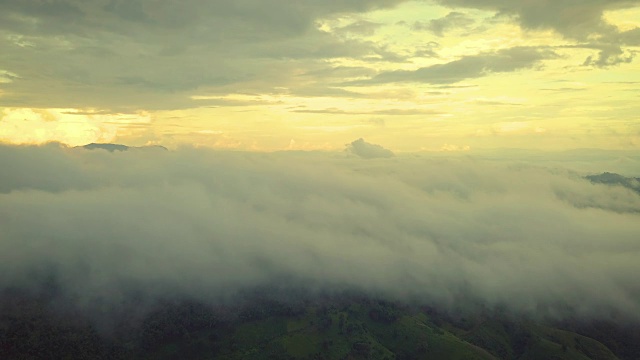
<box><xmin>1</xmin><ymin>1</ymin><xmax>638</xmax><ymax>151</ymax></box>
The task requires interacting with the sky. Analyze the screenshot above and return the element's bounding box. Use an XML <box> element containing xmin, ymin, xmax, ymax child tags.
<box><xmin>1</xmin><ymin>0</ymin><xmax>639</xmax><ymax>151</ymax></box>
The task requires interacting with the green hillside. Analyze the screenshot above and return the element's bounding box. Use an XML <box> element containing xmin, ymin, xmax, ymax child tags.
<box><xmin>1</xmin><ymin>292</ymin><xmax>633</xmax><ymax>360</ymax></box>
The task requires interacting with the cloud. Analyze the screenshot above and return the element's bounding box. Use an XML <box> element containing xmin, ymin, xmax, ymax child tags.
<box><xmin>0</xmin><ymin>1</ymin><xmax>406</xmax><ymax>39</ymax></box>
<box><xmin>1</xmin><ymin>144</ymin><xmax>639</xmax><ymax>320</ymax></box>
<box><xmin>0</xmin><ymin>0</ymin><xmax>410</xmax><ymax>110</ymax></box>
<box><xmin>293</xmin><ymin>108</ymin><xmax>440</xmax><ymax>116</ymax></box>
<box><xmin>334</xmin><ymin>20</ymin><xmax>383</xmax><ymax>36</ymax></box>
<box><xmin>582</xmin><ymin>44</ymin><xmax>635</xmax><ymax>67</ymax></box>
<box><xmin>0</xmin><ymin>70</ymin><xmax>19</xmax><ymax>83</ymax></box>
<box><xmin>364</xmin><ymin>47</ymin><xmax>557</xmax><ymax>84</ymax></box>
<box><xmin>412</xmin><ymin>12</ymin><xmax>476</xmax><ymax>36</ymax></box>
<box><xmin>1</xmin><ymin>0</ymin><xmax>636</xmax><ymax>113</ymax></box>
<box><xmin>434</xmin><ymin>0</ymin><xmax>639</xmax><ymax>68</ymax></box>
<box><xmin>435</xmin><ymin>0</ymin><xmax>634</xmax><ymax>40</ymax></box>
<box><xmin>346</xmin><ymin>138</ymin><xmax>395</xmax><ymax>158</ymax></box>
<box><xmin>618</xmin><ymin>27</ymin><xmax>640</xmax><ymax>46</ymax></box>
<box><xmin>440</xmin><ymin>143</ymin><xmax>471</xmax><ymax>152</ymax></box>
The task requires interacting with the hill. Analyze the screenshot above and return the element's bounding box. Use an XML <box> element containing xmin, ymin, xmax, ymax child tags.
<box><xmin>1</xmin><ymin>290</ymin><xmax>636</xmax><ymax>360</ymax></box>
<box><xmin>80</xmin><ymin>143</ymin><xmax>168</xmax><ymax>152</ymax></box>
<box><xmin>586</xmin><ymin>172</ymin><xmax>640</xmax><ymax>194</ymax></box>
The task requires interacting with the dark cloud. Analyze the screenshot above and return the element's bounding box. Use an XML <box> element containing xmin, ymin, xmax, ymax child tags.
<box><xmin>559</xmin><ymin>42</ymin><xmax>636</xmax><ymax>68</ymax></box>
<box><xmin>618</xmin><ymin>27</ymin><xmax>640</xmax><ymax>46</ymax></box>
<box><xmin>334</xmin><ymin>20</ymin><xmax>383</xmax><ymax>36</ymax></box>
<box><xmin>0</xmin><ymin>0</ymin><xmax>410</xmax><ymax>110</ymax></box>
<box><xmin>412</xmin><ymin>12</ymin><xmax>476</xmax><ymax>36</ymax></box>
<box><xmin>434</xmin><ymin>0</ymin><xmax>634</xmax><ymax>40</ymax></box>
<box><xmin>0</xmin><ymin>1</ymin><xmax>405</xmax><ymax>39</ymax></box>
<box><xmin>411</xmin><ymin>41</ymin><xmax>441</xmax><ymax>58</ymax></box>
<box><xmin>434</xmin><ymin>0</ymin><xmax>639</xmax><ymax>68</ymax></box>
<box><xmin>0</xmin><ymin>34</ymin><xmax>380</xmax><ymax>111</ymax></box>
<box><xmin>582</xmin><ymin>44</ymin><xmax>635</xmax><ymax>67</ymax></box>
<box><xmin>363</xmin><ymin>46</ymin><xmax>557</xmax><ymax>85</ymax></box>
<box><xmin>1</xmin><ymin>144</ymin><xmax>639</xmax><ymax>320</ymax></box>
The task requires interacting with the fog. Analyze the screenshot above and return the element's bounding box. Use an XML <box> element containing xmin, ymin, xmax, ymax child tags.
<box><xmin>1</xmin><ymin>143</ymin><xmax>639</xmax><ymax>320</ymax></box>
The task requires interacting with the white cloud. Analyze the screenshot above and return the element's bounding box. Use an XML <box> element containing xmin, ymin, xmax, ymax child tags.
<box><xmin>1</xmin><ymin>144</ymin><xmax>639</xmax><ymax>320</ymax></box>
<box><xmin>346</xmin><ymin>138</ymin><xmax>395</xmax><ymax>158</ymax></box>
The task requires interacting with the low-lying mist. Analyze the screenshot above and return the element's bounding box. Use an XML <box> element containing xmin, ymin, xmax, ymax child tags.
<box><xmin>1</xmin><ymin>143</ymin><xmax>639</xmax><ymax>321</ymax></box>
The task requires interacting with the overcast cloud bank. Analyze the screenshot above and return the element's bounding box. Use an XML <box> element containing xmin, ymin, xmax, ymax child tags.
<box><xmin>1</xmin><ymin>143</ymin><xmax>639</xmax><ymax>321</ymax></box>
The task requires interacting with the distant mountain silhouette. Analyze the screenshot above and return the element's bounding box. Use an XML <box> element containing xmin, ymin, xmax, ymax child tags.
<box><xmin>586</xmin><ymin>172</ymin><xmax>640</xmax><ymax>194</ymax></box>
<box><xmin>80</xmin><ymin>143</ymin><xmax>168</xmax><ymax>152</ymax></box>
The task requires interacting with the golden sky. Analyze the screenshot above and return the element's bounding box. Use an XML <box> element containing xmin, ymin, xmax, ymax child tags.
<box><xmin>0</xmin><ymin>0</ymin><xmax>639</xmax><ymax>151</ymax></box>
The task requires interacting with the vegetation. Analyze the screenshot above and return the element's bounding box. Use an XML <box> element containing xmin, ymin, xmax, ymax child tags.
<box><xmin>1</xmin><ymin>289</ymin><xmax>637</xmax><ymax>359</ymax></box>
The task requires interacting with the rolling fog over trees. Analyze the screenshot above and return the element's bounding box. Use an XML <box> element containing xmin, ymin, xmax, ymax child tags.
<box><xmin>2</xmin><ymin>143</ymin><xmax>640</xmax><ymax>359</ymax></box>
<box><xmin>1</xmin><ymin>142</ymin><xmax>639</xmax><ymax>319</ymax></box>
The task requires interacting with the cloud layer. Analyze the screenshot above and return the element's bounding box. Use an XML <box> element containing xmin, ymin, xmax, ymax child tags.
<box><xmin>1</xmin><ymin>144</ymin><xmax>639</xmax><ymax>320</ymax></box>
